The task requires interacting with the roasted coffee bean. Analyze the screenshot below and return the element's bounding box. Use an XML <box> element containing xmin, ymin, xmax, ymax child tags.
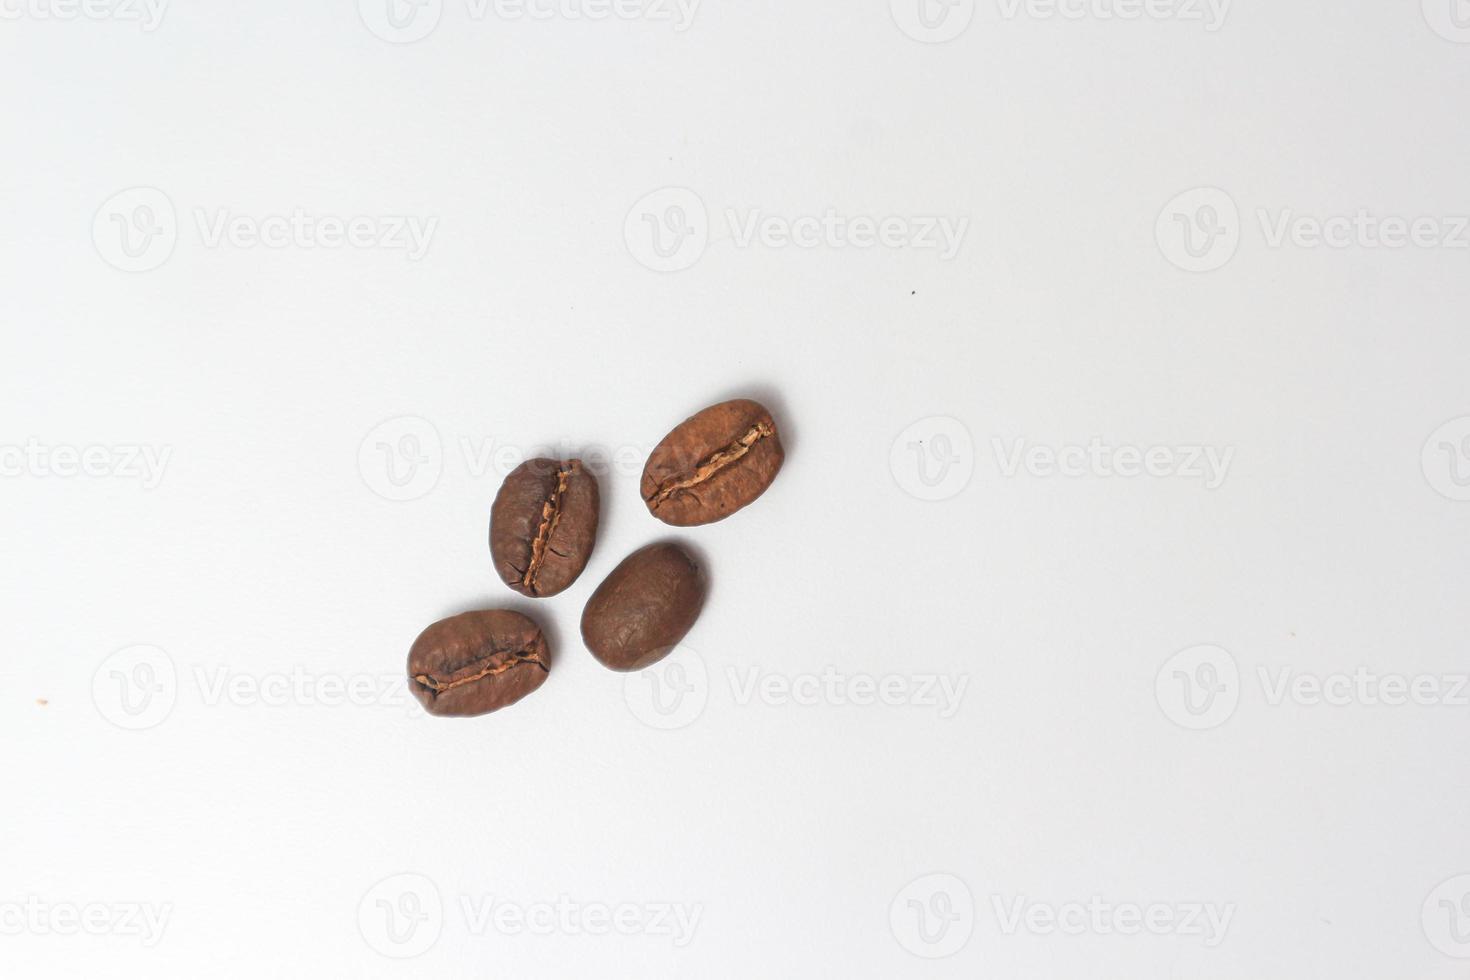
<box><xmin>407</xmin><ymin>609</ymin><xmax>550</xmax><ymax>717</ymax></box>
<box><xmin>642</xmin><ymin>398</ymin><xmax>784</xmax><ymax>526</ymax></box>
<box><xmin>490</xmin><ymin>458</ymin><xmax>599</xmax><ymax>598</ymax></box>
<box><xmin>580</xmin><ymin>542</ymin><xmax>705</xmax><ymax>671</ymax></box>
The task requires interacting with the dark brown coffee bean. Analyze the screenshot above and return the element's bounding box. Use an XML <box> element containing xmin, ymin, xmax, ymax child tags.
<box><xmin>407</xmin><ymin>610</ymin><xmax>550</xmax><ymax>717</ymax></box>
<box><xmin>642</xmin><ymin>399</ymin><xmax>784</xmax><ymax>526</ymax></box>
<box><xmin>490</xmin><ymin>458</ymin><xmax>599</xmax><ymax>598</ymax></box>
<box><xmin>580</xmin><ymin>542</ymin><xmax>705</xmax><ymax>671</ymax></box>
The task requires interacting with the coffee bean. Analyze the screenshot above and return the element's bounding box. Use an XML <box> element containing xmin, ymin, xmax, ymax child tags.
<box><xmin>642</xmin><ymin>398</ymin><xmax>784</xmax><ymax>526</ymax></box>
<box><xmin>580</xmin><ymin>542</ymin><xmax>705</xmax><ymax>671</ymax></box>
<box><xmin>490</xmin><ymin>458</ymin><xmax>600</xmax><ymax>598</ymax></box>
<box><xmin>407</xmin><ymin>610</ymin><xmax>550</xmax><ymax>717</ymax></box>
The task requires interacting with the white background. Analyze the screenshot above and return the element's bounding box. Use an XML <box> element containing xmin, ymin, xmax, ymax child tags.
<box><xmin>3</xmin><ymin>1</ymin><xmax>1470</xmax><ymax>977</ymax></box>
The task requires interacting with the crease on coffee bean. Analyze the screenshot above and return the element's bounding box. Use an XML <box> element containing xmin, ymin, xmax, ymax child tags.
<box><xmin>647</xmin><ymin>421</ymin><xmax>773</xmax><ymax>508</ymax></box>
<box><xmin>414</xmin><ymin>649</ymin><xmax>548</xmax><ymax>696</ymax></box>
<box><xmin>522</xmin><ymin>463</ymin><xmax>573</xmax><ymax>591</ymax></box>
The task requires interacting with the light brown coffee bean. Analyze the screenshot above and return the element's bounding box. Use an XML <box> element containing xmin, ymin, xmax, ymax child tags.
<box><xmin>407</xmin><ymin>609</ymin><xmax>550</xmax><ymax>717</ymax></box>
<box><xmin>490</xmin><ymin>458</ymin><xmax>600</xmax><ymax>598</ymax></box>
<box><xmin>642</xmin><ymin>398</ymin><xmax>784</xmax><ymax>526</ymax></box>
<box><xmin>580</xmin><ymin>542</ymin><xmax>705</xmax><ymax>671</ymax></box>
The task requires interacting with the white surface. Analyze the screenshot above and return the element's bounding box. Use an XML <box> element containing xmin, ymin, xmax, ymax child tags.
<box><xmin>3</xmin><ymin>3</ymin><xmax>1470</xmax><ymax>978</ymax></box>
